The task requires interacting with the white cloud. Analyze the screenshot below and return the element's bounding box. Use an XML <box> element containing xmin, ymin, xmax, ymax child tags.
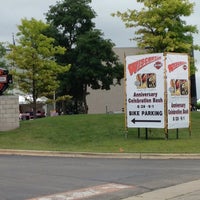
<box><xmin>0</xmin><ymin>0</ymin><xmax>56</xmax><ymax>43</ymax></box>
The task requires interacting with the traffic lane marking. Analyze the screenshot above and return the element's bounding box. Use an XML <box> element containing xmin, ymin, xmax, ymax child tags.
<box><xmin>27</xmin><ymin>183</ymin><xmax>134</xmax><ymax>200</ymax></box>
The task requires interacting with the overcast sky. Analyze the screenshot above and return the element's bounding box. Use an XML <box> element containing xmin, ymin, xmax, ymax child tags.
<box><xmin>1</xmin><ymin>0</ymin><xmax>200</xmax><ymax>97</ymax></box>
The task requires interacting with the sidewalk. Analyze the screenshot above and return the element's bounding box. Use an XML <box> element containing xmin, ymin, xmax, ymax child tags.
<box><xmin>123</xmin><ymin>179</ymin><xmax>200</xmax><ymax>200</ymax></box>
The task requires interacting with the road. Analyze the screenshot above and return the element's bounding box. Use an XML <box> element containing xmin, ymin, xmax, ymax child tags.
<box><xmin>0</xmin><ymin>155</ymin><xmax>200</xmax><ymax>200</ymax></box>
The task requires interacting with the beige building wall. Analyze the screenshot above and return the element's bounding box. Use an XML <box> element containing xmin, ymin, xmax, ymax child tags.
<box><xmin>87</xmin><ymin>47</ymin><xmax>146</xmax><ymax>114</ymax></box>
<box><xmin>87</xmin><ymin>84</ymin><xmax>124</xmax><ymax>114</ymax></box>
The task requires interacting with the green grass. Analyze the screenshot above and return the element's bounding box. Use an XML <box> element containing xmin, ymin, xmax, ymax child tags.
<box><xmin>0</xmin><ymin>112</ymin><xmax>200</xmax><ymax>153</ymax></box>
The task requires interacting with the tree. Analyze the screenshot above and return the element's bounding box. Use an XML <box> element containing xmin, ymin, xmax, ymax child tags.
<box><xmin>46</xmin><ymin>0</ymin><xmax>123</xmax><ymax>113</ymax></box>
<box><xmin>113</xmin><ymin>0</ymin><xmax>200</xmax><ymax>106</ymax></box>
<box><xmin>73</xmin><ymin>30</ymin><xmax>123</xmax><ymax>113</ymax></box>
<box><xmin>45</xmin><ymin>0</ymin><xmax>96</xmax><ymax>114</ymax></box>
<box><xmin>7</xmin><ymin>18</ymin><xmax>70</xmax><ymax>117</ymax></box>
<box><xmin>0</xmin><ymin>42</ymin><xmax>8</xmax><ymax>69</ymax></box>
<box><xmin>46</xmin><ymin>0</ymin><xmax>96</xmax><ymax>51</ymax></box>
<box><xmin>113</xmin><ymin>0</ymin><xmax>200</xmax><ymax>72</ymax></box>
<box><xmin>196</xmin><ymin>101</ymin><xmax>200</xmax><ymax>110</ymax></box>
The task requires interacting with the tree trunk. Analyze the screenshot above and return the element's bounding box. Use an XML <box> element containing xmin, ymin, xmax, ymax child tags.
<box><xmin>83</xmin><ymin>84</ymin><xmax>88</xmax><ymax>114</ymax></box>
<box><xmin>33</xmin><ymin>98</ymin><xmax>37</xmax><ymax>119</ymax></box>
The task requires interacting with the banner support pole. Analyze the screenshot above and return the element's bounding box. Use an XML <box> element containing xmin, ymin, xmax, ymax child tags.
<box><xmin>188</xmin><ymin>54</ymin><xmax>192</xmax><ymax>136</ymax></box>
<box><xmin>124</xmin><ymin>53</ymin><xmax>128</xmax><ymax>138</ymax></box>
<box><xmin>164</xmin><ymin>53</ymin><xmax>168</xmax><ymax>139</ymax></box>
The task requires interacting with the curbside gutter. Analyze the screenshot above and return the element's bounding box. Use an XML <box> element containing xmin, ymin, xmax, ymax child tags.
<box><xmin>0</xmin><ymin>149</ymin><xmax>200</xmax><ymax>159</ymax></box>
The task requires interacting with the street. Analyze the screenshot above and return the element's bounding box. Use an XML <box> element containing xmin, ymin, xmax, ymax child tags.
<box><xmin>0</xmin><ymin>155</ymin><xmax>200</xmax><ymax>200</ymax></box>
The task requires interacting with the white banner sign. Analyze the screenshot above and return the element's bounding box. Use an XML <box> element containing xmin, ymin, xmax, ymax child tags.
<box><xmin>125</xmin><ymin>53</ymin><xmax>190</xmax><ymax>130</ymax></box>
<box><xmin>126</xmin><ymin>53</ymin><xmax>165</xmax><ymax>128</ymax></box>
<box><xmin>166</xmin><ymin>53</ymin><xmax>190</xmax><ymax>129</ymax></box>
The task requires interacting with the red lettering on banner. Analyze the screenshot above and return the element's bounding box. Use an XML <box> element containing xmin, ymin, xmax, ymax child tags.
<box><xmin>128</xmin><ymin>56</ymin><xmax>161</xmax><ymax>75</ymax></box>
<box><xmin>168</xmin><ymin>61</ymin><xmax>187</xmax><ymax>72</ymax></box>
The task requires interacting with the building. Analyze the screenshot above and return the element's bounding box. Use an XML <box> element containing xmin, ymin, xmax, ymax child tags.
<box><xmin>87</xmin><ymin>47</ymin><xmax>197</xmax><ymax>114</ymax></box>
<box><xmin>87</xmin><ymin>47</ymin><xmax>146</xmax><ymax>114</ymax></box>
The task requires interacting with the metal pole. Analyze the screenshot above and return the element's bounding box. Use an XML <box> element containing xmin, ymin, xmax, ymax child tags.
<box><xmin>138</xmin><ymin>128</ymin><xmax>140</xmax><ymax>138</ymax></box>
<box><xmin>145</xmin><ymin>128</ymin><xmax>148</xmax><ymax>140</ymax></box>
<box><xmin>176</xmin><ymin>128</ymin><xmax>179</xmax><ymax>139</ymax></box>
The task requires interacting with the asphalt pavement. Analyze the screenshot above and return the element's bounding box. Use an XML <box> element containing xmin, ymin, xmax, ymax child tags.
<box><xmin>0</xmin><ymin>149</ymin><xmax>200</xmax><ymax>200</ymax></box>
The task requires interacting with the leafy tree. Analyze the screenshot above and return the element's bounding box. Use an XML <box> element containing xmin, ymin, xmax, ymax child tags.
<box><xmin>73</xmin><ymin>30</ymin><xmax>123</xmax><ymax>113</ymax></box>
<box><xmin>7</xmin><ymin>18</ymin><xmax>70</xmax><ymax>117</ymax></box>
<box><xmin>46</xmin><ymin>0</ymin><xmax>123</xmax><ymax>113</ymax></box>
<box><xmin>113</xmin><ymin>0</ymin><xmax>200</xmax><ymax>106</ymax></box>
<box><xmin>0</xmin><ymin>42</ymin><xmax>8</xmax><ymax>69</ymax></box>
<box><xmin>46</xmin><ymin>0</ymin><xmax>95</xmax><ymax>51</ymax></box>
<box><xmin>45</xmin><ymin>0</ymin><xmax>96</xmax><ymax>113</ymax></box>
<box><xmin>113</xmin><ymin>0</ymin><xmax>200</xmax><ymax>73</ymax></box>
<box><xmin>196</xmin><ymin>101</ymin><xmax>200</xmax><ymax>110</ymax></box>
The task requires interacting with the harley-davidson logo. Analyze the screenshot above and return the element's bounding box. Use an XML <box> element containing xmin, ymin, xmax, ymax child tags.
<box><xmin>154</xmin><ymin>61</ymin><xmax>162</xmax><ymax>69</ymax></box>
<box><xmin>0</xmin><ymin>68</ymin><xmax>12</xmax><ymax>95</ymax></box>
<box><xmin>183</xmin><ymin>65</ymin><xmax>187</xmax><ymax>70</ymax></box>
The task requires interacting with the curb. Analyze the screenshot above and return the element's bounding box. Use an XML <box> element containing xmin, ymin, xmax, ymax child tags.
<box><xmin>0</xmin><ymin>149</ymin><xmax>200</xmax><ymax>159</ymax></box>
